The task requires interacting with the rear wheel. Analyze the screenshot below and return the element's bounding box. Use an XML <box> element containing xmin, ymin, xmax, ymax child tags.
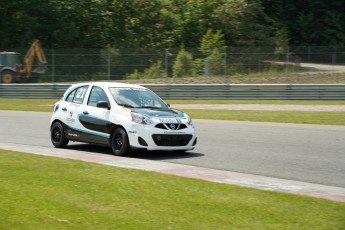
<box><xmin>51</xmin><ymin>122</ymin><xmax>69</xmax><ymax>148</ymax></box>
<box><xmin>1</xmin><ymin>70</ymin><xmax>15</xmax><ymax>83</ymax></box>
<box><xmin>111</xmin><ymin>127</ymin><xmax>130</xmax><ymax>156</ymax></box>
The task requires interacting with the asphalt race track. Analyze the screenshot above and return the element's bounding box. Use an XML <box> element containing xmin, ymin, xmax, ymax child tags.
<box><xmin>0</xmin><ymin>110</ymin><xmax>344</xmax><ymax>188</ymax></box>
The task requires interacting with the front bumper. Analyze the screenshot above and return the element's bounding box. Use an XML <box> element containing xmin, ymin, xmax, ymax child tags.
<box><xmin>127</xmin><ymin>123</ymin><xmax>197</xmax><ymax>151</ymax></box>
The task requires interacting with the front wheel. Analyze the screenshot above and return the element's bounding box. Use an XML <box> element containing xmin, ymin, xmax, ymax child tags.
<box><xmin>111</xmin><ymin>127</ymin><xmax>130</xmax><ymax>156</ymax></box>
<box><xmin>51</xmin><ymin>122</ymin><xmax>69</xmax><ymax>148</ymax></box>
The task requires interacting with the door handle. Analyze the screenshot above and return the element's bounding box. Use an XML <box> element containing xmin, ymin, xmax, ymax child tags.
<box><xmin>83</xmin><ymin>111</ymin><xmax>89</xmax><ymax>115</ymax></box>
<box><xmin>62</xmin><ymin>107</ymin><xmax>67</xmax><ymax>111</ymax></box>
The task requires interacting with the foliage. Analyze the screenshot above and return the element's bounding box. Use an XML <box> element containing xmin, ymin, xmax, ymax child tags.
<box><xmin>200</xmin><ymin>29</ymin><xmax>225</xmax><ymax>55</ymax></box>
<box><xmin>172</xmin><ymin>49</ymin><xmax>195</xmax><ymax>78</ymax></box>
<box><xmin>1</xmin><ymin>0</ymin><xmax>344</xmax><ymax>82</ymax></box>
<box><xmin>4</xmin><ymin>0</ymin><xmax>343</xmax><ymax>49</ymax></box>
<box><xmin>127</xmin><ymin>61</ymin><xmax>165</xmax><ymax>79</ymax></box>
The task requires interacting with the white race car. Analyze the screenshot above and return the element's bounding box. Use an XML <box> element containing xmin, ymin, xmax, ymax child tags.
<box><xmin>50</xmin><ymin>82</ymin><xmax>197</xmax><ymax>156</ymax></box>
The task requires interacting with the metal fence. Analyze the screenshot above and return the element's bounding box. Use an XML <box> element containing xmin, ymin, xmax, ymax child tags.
<box><xmin>4</xmin><ymin>46</ymin><xmax>345</xmax><ymax>83</ymax></box>
<box><xmin>1</xmin><ymin>84</ymin><xmax>344</xmax><ymax>100</ymax></box>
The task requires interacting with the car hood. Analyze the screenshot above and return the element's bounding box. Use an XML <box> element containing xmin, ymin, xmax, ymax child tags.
<box><xmin>131</xmin><ymin>108</ymin><xmax>185</xmax><ymax>118</ymax></box>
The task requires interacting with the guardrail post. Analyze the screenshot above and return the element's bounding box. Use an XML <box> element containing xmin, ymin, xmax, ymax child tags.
<box><xmin>204</xmin><ymin>59</ymin><xmax>210</xmax><ymax>76</ymax></box>
<box><xmin>107</xmin><ymin>48</ymin><xmax>111</xmax><ymax>80</ymax></box>
<box><xmin>224</xmin><ymin>47</ymin><xmax>227</xmax><ymax>84</ymax></box>
<box><xmin>285</xmin><ymin>47</ymin><xmax>290</xmax><ymax>73</ymax></box>
<box><xmin>51</xmin><ymin>49</ymin><xmax>55</xmax><ymax>83</ymax></box>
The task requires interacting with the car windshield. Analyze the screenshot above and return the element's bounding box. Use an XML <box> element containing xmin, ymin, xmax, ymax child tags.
<box><xmin>109</xmin><ymin>87</ymin><xmax>168</xmax><ymax>109</ymax></box>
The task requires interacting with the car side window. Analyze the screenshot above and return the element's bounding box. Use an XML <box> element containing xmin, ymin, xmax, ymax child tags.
<box><xmin>66</xmin><ymin>90</ymin><xmax>76</xmax><ymax>102</ymax></box>
<box><xmin>87</xmin><ymin>86</ymin><xmax>109</xmax><ymax>107</ymax></box>
<box><xmin>66</xmin><ymin>86</ymin><xmax>88</xmax><ymax>104</ymax></box>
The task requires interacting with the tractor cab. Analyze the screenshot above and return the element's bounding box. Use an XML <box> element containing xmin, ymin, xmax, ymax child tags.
<box><xmin>0</xmin><ymin>52</ymin><xmax>22</xmax><ymax>83</ymax></box>
<box><xmin>0</xmin><ymin>52</ymin><xmax>21</xmax><ymax>68</ymax></box>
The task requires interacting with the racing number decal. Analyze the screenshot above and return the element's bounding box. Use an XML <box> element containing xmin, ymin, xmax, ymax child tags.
<box><xmin>76</xmin><ymin>87</ymin><xmax>87</xmax><ymax>100</ymax></box>
<box><xmin>72</xmin><ymin>86</ymin><xmax>88</xmax><ymax>104</ymax></box>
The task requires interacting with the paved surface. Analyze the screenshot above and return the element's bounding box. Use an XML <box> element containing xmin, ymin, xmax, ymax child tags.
<box><xmin>0</xmin><ymin>110</ymin><xmax>345</xmax><ymax>202</ymax></box>
<box><xmin>0</xmin><ymin>110</ymin><xmax>344</xmax><ymax>187</ymax></box>
<box><xmin>271</xmin><ymin>62</ymin><xmax>345</xmax><ymax>73</ymax></box>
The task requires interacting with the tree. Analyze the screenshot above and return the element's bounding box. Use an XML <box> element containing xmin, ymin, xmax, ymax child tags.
<box><xmin>198</xmin><ymin>29</ymin><xmax>226</xmax><ymax>75</ymax></box>
<box><xmin>261</xmin><ymin>0</ymin><xmax>345</xmax><ymax>46</ymax></box>
<box><xmin>212</xmin><ymin>0</ymin><xmax>275</xmax><ymax>46</ymax></box>
<box><xmin>173</xmin><ymin>48</ymin><xmax>195</xmax><ymax>77</ymax></box>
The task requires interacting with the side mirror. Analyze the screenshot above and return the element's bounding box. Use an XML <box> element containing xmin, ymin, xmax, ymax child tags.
<box><xmin>97</xmin><ymin>101</ymin><xmax>110</xmax><ymax>110</ymax></box>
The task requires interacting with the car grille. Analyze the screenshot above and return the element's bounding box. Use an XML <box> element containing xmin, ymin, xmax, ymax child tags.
<box><xmin>152</xmin><ymin>134</ymin><xmax>193</xmax><ymax>146</ymax></box>
<box><xmin>155</xmin><ymin>123</ymin><xmax>187</xmax><ymax>130</ymax></box>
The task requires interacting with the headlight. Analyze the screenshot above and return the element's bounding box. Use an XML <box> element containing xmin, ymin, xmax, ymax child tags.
<box><xmin>187</xmin><ymin>115</ymin><xmax>193</xmax><ymax>127</ymax></box>
<box><xmin>131</xmin><ymin>112</ymin><xmax>153</xmax><ymax>125</ymax></box>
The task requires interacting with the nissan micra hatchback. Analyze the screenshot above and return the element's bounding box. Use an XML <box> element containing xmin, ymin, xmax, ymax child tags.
<box><xmin>50</xmin><ymin>82</ymin><xmax>197</xmax><ymax>156</ymax></box>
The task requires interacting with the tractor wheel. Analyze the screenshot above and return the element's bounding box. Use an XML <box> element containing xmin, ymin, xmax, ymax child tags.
<box><xmin>1</xmin><ymin>70</ymin><xmax>15</xmax><ymax>83</ymax></box>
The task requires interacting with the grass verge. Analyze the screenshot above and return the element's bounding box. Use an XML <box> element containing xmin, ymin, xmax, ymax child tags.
<box><xmin>1</xmin><ymin>98</ymin><xmax>345</xmax><ymax>113</ymax></box>
<box><xmin>1</xmin><ymin>149</ymin><xmax>344</xmax><ymax>229</ymax></box>
<box><xmin>0</xmin><ymin>98</ymin><xmax>58</xmax><ymax>112</ymax></box>
<box><xmin>183</xmin><ymin>109</ymin><xmax>345</xmax><ymax>126</ymax></box>
<box><xmin>1</xmin><ymin>98</ymin><xmax>345</xmax><ymax>125</ymax></box>
<box><xmin>168</xmin><ymin>100</ymin><xmax>345</xmax><ymax>105</ymax></box>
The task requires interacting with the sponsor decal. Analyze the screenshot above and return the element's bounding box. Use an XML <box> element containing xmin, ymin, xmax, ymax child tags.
<box><xmin>66</xmin><ymin>118</ymin><xmax>75</xmax><ymax>123</ymax></box>
<box><xmin>132</xmin><ymin>124</ymin><xmax>145</xmax><ymax>128</ymax></box>
<box><xmin>159</xmin><ymin>118</ymin><xmax>178</xmax><ymax>124</ymax></box>
<box><xmin>67</xmin><ymin>132</ymin><xmax>80</xmax><ymax>138</ymax></box>
<box><xmin>53</xmin><ymin>104</ymin><xmax>59</xmax><ymax>113</ymax></box>
<box><xmin>66</xmin><ymin>111</ymin><xmax>75</xmax><ymax>123</ymax></box>
<box><xmin>128</xmin><ymin>131</ymin><xmax>137</xmax><ymax>134</ymax></box>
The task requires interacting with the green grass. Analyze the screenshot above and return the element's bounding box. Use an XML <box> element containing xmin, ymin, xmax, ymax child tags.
<box><xmin>1</xmin><ymin>98</ymin><xmax>345</xmax><ymax>113</ymax></box>
<box><xmin>1</xmin><ymin>98</ymin><xmax>344</xmax><ymax>125</ymax></box>
<box><xmin>183</xmin><ymin>109</ymin><xmax>345</xmax><ymax>126</ymax></box>
<box><xmin>0</xmin><ymin>98</ymin><xmax>58</xmax><ymax>112</ymax></box>
<box><xmin>168</xmin><ymin>100</ymin><xmax>345</xmax><ymax>105</ymax></box>
<box><xmin>1</xmin><ymin>150</ymin><xmax>344</xmax><ymax>229</ymax></box>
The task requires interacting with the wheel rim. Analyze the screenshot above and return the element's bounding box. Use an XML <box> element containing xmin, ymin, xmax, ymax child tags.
<box><xmin>114</xmin><ymin>133</ymin><xmax>123</xmax><ymax>150</ymax></box>
<box><xmin>52</xmin><ymin>126</ymin><xmax>62</xmax><ymax>142</ymax></box>
<box><xmin>2</xmin><ymin>73</ymin><xmax>13</xmax><ymax>83</ymax></box>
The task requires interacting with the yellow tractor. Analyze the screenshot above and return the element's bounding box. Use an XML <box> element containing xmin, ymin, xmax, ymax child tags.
<box><xmin>0</xmin><ymin>40</ymin><xmax>47</xmax><ymax>83</ymax></box>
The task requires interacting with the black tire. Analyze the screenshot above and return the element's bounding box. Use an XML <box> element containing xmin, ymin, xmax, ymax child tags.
<box><xmin>1</xmin><ymin>70</ymin><xmax>15</xmax><ymax>83</ymax></box>
<box><xmin>51</xmin><ymin>122</ymin><xmax>69</xmax><ymax>148</ymax></box>
<box><xmin>111</xmin><ymin>127</ymin><xmax>130</xmax><ymax>156</ymax></box>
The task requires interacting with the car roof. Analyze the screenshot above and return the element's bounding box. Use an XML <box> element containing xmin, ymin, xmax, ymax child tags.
<box><xmin>70</xmin><ymin>82</ymin><xmax>145</xmax><ymax>89</ymax></box>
